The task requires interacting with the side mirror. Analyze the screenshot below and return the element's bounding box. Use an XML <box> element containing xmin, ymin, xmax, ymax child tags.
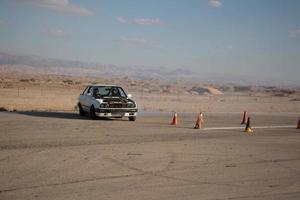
<box><xmin>127</xmin><ymin>94</ymin><xmax>132</xmax><ymax>98</ymax></box>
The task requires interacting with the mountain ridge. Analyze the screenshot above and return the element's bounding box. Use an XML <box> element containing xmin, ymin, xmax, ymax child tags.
<box><xmin>0</xmin><ymin>51</ymin><xmax>299</xmax><ymax>87</ymax></box>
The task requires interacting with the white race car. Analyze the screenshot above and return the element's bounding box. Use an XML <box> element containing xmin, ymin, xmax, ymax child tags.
<box><xmin>78</xmin><ymin>85</ymin><xmax>138</xmax><ymax>121</ymax></box>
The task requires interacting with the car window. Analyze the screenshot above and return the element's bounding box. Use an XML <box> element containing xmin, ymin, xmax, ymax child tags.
<box><xmin>84</xmin><ymin>86</ymin><xmax>127</xmax><ymax>97</ymax></box>
<box><xmin>82</xmin><ymin>87</ymin><xmax>88</xmax><ymax>95</ymax></box>
<box><xmin>118</xmin><ymin>87</ymin><xmax>127</xmax><ymax>97</ymax></box>
<box><xmin>98</xmin><ymin>86</ymin><xmax>111</xmax><ymax>96</ymax></box>
<box><xmin>82</xmin><ymin>86</ymin><xmax>89</xmax><ymax>95</ymax></box>
<box><xmin>84</xmin><ymin>86</ymin><xmax>92</xmax><ymax>95</ymax></box>
<box><xmin>109</xmin><ymin>87</ymin><xmax>120</xmax><ymax>96</ymax></box>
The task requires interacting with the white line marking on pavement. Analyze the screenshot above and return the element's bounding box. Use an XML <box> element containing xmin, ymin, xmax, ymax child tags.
<box><xmin>204</xmin><ymin>127</ymin><xmax>243</xmax><ymax>130</ymax></box>
<box><xmin>203</xmin><ymin>125</ymin><xmax>295</xmax><ymax>131</ymax></box>
<box><xmin>253</xmin><ymin>125</ymin><xmax>295</xmax><ymax>129</ymax></box>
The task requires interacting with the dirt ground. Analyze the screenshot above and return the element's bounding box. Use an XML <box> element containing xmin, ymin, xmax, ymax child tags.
<box><xmin>0</xmin><ymin>111</ymin><xmax>299</xmax><ymax>200</ymax></box>
<box><xmin>1</xmin><ymin>72</ymin><xmax>300</xmax><ymax>113</ymax></box>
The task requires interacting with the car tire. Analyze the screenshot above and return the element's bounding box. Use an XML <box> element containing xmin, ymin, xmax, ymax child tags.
<box><xmin>129</xmin><ymin>116</ymin><xmax>136</xmax><ymax>121</ymax></box>
<box><xmin>78</xmin><ymin>103</ymin><xmax>85</xmax><ymax>116</ymax></box>
<box><xmin>90</xmin><ymin>106</ymin><xmax>97</xmax><ymax>120</ymax></box>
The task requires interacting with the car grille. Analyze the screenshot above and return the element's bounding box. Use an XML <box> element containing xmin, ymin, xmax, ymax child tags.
<box><xmin>100</xmin><ymin>102</ymin><xmax>135</xmax><ymax>108</ymax></box>
<box><xmin>109</xmin><ymin>103</ymin><xmax>124</xmax><ymax>108</ymax></box>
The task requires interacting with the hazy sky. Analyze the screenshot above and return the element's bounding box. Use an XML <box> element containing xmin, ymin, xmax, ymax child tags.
<box><xmin>0</xmin><ymin>0</ymin><xmax>299</xmax><ymax>82</ymax></box>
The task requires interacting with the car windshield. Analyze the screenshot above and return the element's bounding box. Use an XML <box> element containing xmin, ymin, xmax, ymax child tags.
<box><xmin>93</xmin><ymin>86</ymin><xmax>127</xmax><ymax>98</ymax></box>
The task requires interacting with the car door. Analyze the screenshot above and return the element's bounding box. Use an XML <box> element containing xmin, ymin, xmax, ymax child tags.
<box><xmin>79</xmin><ymin>87</ymin><xmax>87</xmax><ymax>109</ymax></box>
<box><xmin>80</xmin><ymin>86</ymin><xmax>92</xmax><ymax>111</ymax></box>
<box><xmin>85</xmin><ymin>86</ymin><xmax>99</xmax><ymax>110</ymax></box>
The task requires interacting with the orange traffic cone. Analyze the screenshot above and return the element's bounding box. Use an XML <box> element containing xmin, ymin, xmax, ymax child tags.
<box><xmin>194</xmin><ymin>112</ymin><xmax>204</xmax><ymax>129</ymax></box>
<box><xmin>244</xmin><ymin>117</ymin><xmax>253</xmax><ymax>134</ymax></box>
<box><xmin>171</xmin><ymin>112</ymin><xmax>178</xmax><ymax>126</ymax></box>
<box><xmin>241</xmin><ymin>111</ymin><xmax>248</xmax><ymax>124</ymax></box>
<box><xmin>297</xmin><ymin>117</ymin><xmax>300</xmax><ymax>129</ymax></box>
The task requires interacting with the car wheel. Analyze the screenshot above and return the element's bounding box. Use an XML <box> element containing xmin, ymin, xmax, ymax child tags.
<box><xmin>129</xmin><ymin>116</ymin><xmax>136</xmax><ymax>121</ymax></box>
<box><xmin>78</xmin><ymin>103</ymin><xmax>85</xmax><ymax>116</ymax></box>
<box><xmin>90</xmin><ymin>106</ymin><xmax>97</xmax><ymax>120</ymax></box>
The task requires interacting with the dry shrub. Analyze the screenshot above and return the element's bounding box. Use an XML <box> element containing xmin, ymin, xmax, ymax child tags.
<box><xmin>0</xmin><ymin>107</ymin><xmax>8</xmax><ymax>112</ymax></box>
<box><xmin>20</xmin><ymin>79</ymin><xmax>30</xmax><ymax>82</ymax></box>
<box><xmin>63</xmin><ymin>79</ymin><xmax>74</xmax><ymax>85</ymax></box>
<box><xmin>234</xmin><ymin>86</ymin><xmax>252</xmax><ymax>92</ymax></box>
<box><xmin>189</xmin><ymin>87</ymin><xmax>210</xmax><ymax>95</ymax></box>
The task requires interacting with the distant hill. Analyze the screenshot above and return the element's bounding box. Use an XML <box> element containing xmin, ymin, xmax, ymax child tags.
<box><xmin>0</xmin><ymin>51</ymin><xmax>299</xmax><ymax>86</ymax></box>
<box><xmin>0</xmin><ymin>51</ymin><xmax>195</xmax><ymax>80</ymax></box>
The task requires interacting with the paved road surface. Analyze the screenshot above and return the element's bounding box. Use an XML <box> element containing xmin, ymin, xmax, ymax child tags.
<box><xmin>0</xmin><ymin>111</ymin><xmax>299</xmax><ymax>200</ymax></box>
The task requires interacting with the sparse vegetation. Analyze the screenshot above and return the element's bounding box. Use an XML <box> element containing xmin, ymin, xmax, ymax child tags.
<box><xmin>20</xmin><ymin>79</ymin><xmax>30</xmax><ymax>82</ymax></box>
<box><xmin>218</xmin><ymin>86</ymin><xmax>231</xmax><ymax>92</ymax></box>
<box><xmin>234</xmin><ymin>86</ymin><xmax>252</xmax><ymax>92</ymax></box>
<box><xmin>267</xmin><ymin>88</ymin><xmax>297</xmax><ymax>97</ymax></box>
<box><xmin>189</xmin><ymin>87</ymin><xmax>210</xmax><ymax>95</ymax></box>
<box><xmin>62</xmin><ymin>79</ymin><xmax>74</xmax><ymax>85</ymax></box>
<box><xmin>263</xmin><ymin>86</ymin><xmax>276</xmax><ymax>90</ymax></box>
<box><xmin>277</xmin><ymin>89</ymin><xmax>296</xmax><ymax>95</ymax></box>
<box><xmin>290</xmin><ymin>98</ymin><xmax>300</xmax><ymax>101</ymax></box>
<box><xmin>0</xmin><ymin>107</ymin><xmax>8</xmax><ymax>112</ymax></box>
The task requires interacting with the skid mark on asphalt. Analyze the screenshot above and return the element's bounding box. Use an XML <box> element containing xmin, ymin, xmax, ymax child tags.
<box><xmin>105</xmin><ymin>153</ymin><xmax>176</xmax><ymax>174</ymax></box>
<box><xmin>105</xmin><ymin>153</ymin><xmax>177</xmax><ymax>193</ymax></box>
<box><xmin>0</xmin><ymin>154</ymin><xmax>175</xmax><ymax>194</ymax></box>
<box><xmin>105</xmin><ymin>153</ymin><xmax>300</xmax><ymax>189</ymax></box>
<box><xmin>0</xmin><ymin>173</ymin><xmax>145</xmax><ymax>194</ymax></box>
<box><xmin>259</xmin><ymin>179</ymin><xmax>300</xmax><ymax>198</ymax></box>
<box><xmin>216</xmin><ymin>191</ymin><xmax>300</xmax><ymax>200</ymax></box>
<box><xmin>203</xmin><ymin>125</ymin><xmax>295</xmax><ymax>130</ymax></box>
<box><xmin>1</xmin><ymin>157</ymin><xmax>299</xmax><ymax>194</ymax></box>
<box><xmin>157</xmin><ymin>156</ymin><xmax>300</xmax><ymax>174</ymax></box>
<box><xmin>1</xmin><ymin>125</ymin><xmax>297</xmax><ymax>150</ymax></box>
<box><xmin>0</xmin><ymin>149</ymin><xmax>46</xmax><ymax>163</ymax></box>
<box><xmin>0</xmin><ymin>135</ymin><xmax>199</xmax><ymax>150</ymax></box>
<box><xmin>105</xmin><ymin>156</ymin><xmax>146</xmax><ymax>174</ymax></box>
<box><xmin>105</xmin><ymin>155</ymin><xmax>240</xmax><ymax>188</ymax></box>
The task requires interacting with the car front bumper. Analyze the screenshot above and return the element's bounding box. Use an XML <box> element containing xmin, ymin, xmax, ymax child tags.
<box><xmin>95</xmin><ymin>108</ymin><xmax>138</xmax><ymax>117</ymax></box>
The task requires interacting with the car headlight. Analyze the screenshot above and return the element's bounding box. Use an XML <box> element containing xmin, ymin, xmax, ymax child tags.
<box><xmin>127</xmin><ymin>103</ymin><xmax>135</xmax><ymax>108</ymax></box>
<box><xmin>100</xmin><ymin>103</ymin><xmax>108</xmax><ymax>108</ymax></box>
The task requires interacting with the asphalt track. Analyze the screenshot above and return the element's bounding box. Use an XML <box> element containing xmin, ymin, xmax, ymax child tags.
<box><xmin>0</xmin><ymin>111</ymin><xmax>299</xmax><ymax>200</ymax></box>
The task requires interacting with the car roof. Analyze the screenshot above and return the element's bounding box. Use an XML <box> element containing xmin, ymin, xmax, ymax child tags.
<box><xmin>88</xmin><ymin>84</ymin><xmax>118</xmax><ymax>87</ymax></box>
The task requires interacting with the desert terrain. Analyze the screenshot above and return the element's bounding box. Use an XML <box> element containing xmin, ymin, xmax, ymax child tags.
<box><xmin>0</xmin><ymin>69</ymin><xmax>300</xmax><ymax>113</ymax></box>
